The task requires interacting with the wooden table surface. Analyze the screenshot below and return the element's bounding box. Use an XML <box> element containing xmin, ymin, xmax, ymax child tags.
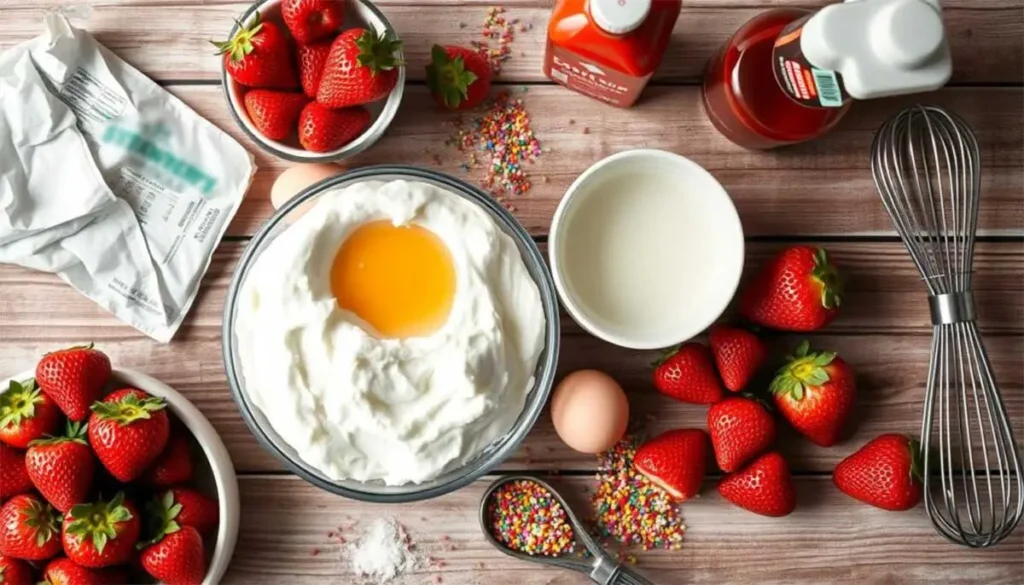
<box><xmin>2</xmin><ymin>0</ymin><xmax>1023</xmax><ymax>583</ymax></box>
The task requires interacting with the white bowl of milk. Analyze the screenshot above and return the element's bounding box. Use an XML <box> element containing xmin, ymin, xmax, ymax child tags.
<box><xmin>549</xmin><ymin>149</ymin><xmax>744</xmax><ymax>350</ymax></box>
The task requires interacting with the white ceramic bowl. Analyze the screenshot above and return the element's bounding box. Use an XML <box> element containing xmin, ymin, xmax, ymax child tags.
<box><xmin>221</xmin><ymin>0</ymin><xmax>405</xmax><ymax>162</ymax></box>
<box><xmin>1</xmin><ymin>368</ymin><xmax>239</xmax><ymax>585</ymax></box>
<box><xmin>549</xmin><ymin>149</ymin><xmax>745</xmax><ymax>350</ymax></box>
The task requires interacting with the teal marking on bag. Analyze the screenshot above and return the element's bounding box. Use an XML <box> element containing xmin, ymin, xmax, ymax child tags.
<box><xmin>102</xmin><ymin>124</ymin><xmax>217</xmax><ymax>195</ymax></box>
<box><xmin>811</xmin><ymin>68</ymin><xmax>843</xmax><ymax>108</ymax></box>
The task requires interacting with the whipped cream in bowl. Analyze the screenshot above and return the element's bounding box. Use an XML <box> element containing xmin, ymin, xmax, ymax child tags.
<box><xmin>222</xmin><ymin>167</ymin><xmax>559</xmax><ymax>502</ymax></box>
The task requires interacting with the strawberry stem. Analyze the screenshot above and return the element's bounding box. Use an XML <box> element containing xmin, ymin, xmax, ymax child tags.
<box><xmin>29</xmin><ymin>420</ymin><xmax>88</xmax><ymax>446</ymax></box>
<box><xmin>426</xmin><ymin>45</ymin><xmax>479</xmax><ymax>108</ymax></box>
<box><xmin>66</xmin><ymin>493</ymin><xmax>133</xmax><ymax>555</ymax></box>
<box><xmin>770</xmin><ymin>341</ymin><xmax>836</xmax><ymax>401</ymax></box>
<box><xmin>354</xmin><ymin>29</ymin><xmax>403</xmax><ymax>74</ymax></box>
<box><xmin>139</xmin><ymin>490</ymin><xmax>183</xmax><ymax>549</ymax></box>
<box><xmin>211</xmin><ymin>11</ymin><xmax>265</xmax><ymax>61</ymax></box>
<box><xmin>811</xmin><ymin>248</ymin><xmax>844</xmax><ymax>310</ymax></box>
<box><xmin>0</xmin><ymin>379</ymin><xmax>42</xmax><ymax>428</ymax></box>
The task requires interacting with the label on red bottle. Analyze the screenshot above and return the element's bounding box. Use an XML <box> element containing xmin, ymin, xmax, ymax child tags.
<box><xmin>544</xmin><ymin>44</ymin><xmax>649</xmax><ymax>107</ymax></box>
<box><xmin>771</xmin><ymin>15</ymin><xmax>850</xmax><ymax>108</ymax></box>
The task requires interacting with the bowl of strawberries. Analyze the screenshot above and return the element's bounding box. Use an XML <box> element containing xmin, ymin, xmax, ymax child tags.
<box><xmin>217</xmin><ymin>0</ymin><xmax>405</xmax><ymax>161</ymax></box>
<box><xmin>0</xmin><ymin>346</ymin><xmax>239</xmax><ymax>585</ymax></box>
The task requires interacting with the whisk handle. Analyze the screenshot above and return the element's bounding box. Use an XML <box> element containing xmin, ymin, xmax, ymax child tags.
<box><xmin>929</xmin><ymin>291</ymin><xmax>976</xmax><ymax>325</ymax></box>
<box><xmin>608</xmin><ymin>566</ymin><xmax>656</xmax><ymax>585</ymax></box>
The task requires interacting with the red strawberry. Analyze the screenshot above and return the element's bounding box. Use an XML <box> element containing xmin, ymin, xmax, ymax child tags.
<box><xmin>652</xmin><ymin>343</ymin><xmax>723</xmax><ymax>405</ymax></box>
<box><xmin>40</xmin><ymin>557</ymin><xmax>127</xmax><ymax>585</ymax></box>
<box><xmin>25</xmin><ymin>422</ymin><xmax>94</xmax><ymax>513</ymax></box>
<box><xmin>740</xmin><ymin>246</ymin><xmax>843</xmax><ymax>331</ymax></box>
<box><xmin>0</xmin><ymin>553</ymin><xmax>33</xmax><ymax>585</ymax></box>
<box><xmin>298</xmin><ymin>41</ymin><xmax>332</xmax><ymax>98</ymax></box>
<box><xmin>0</xmin><ymin>379</ymin><xmax>62</xmax><ymax>448</ymax></box>
<box><xmin>718</xmin><ymin>451</ymin><xmax>796</xmax><ymax>517</ymax></box>
<box><xmin>317</xmin><ymin>28</ymin><xmax>402</xmax><ymax>108</ymax></box>
<box><xmin>633</xmin><ymin>429</ymin><xmax>708</xmax><ymax>501</ymax></box>
<box><xmin>243</xmin><ymin>90</ymin><xmax>308</xmax><ymax>141</ymax></box>
<box><xmin>154</xmin><ymin>489</ymin><xmax>218</xmax><ymax>536</ymax></box>
<box><xmin>426</xmin><ymin>44</ymin><xmax>492</xmax><ymax>110</ymax></box>
<box><xmin>770</xmin><ymin>341</ymin><xmax>856</xmax><ymax>447</ymax></box>
<box><xmin>140</xmin><ymin>501</ymin><xmax>206</xmax><ymax>585</ymax></box>
<box><xmin>298</xmin><ymin>103</ymin><xmax>370</xmax><ymax>152</ymax></box>
<box><xmin>88</xmin><ymin>389</ymin><xmax>169</xmax><ymax>483</ymax></box>
<box><xmin>0</xmin><ymin>445</ymin><xmax>32</xmax><ymax>500</ymax></box>
<box><xmin>213</xmin><ymin>12</ymin><xmax>297</xmax><ymax>89</ymax></box>
<box><xmin>709</xmin><ymin>324</ymin><xmax>768</xmax><ymax>392</ymax></box>
<box><xmin>142</xmin><ymin>433</ymin><xmax>193</xmax><ymax>487</ymax></box>
<box><xmin>35</xmin><ymin>346</ymin><xmax>111</xmax><ymax>422</ymax></box>
<box><xmin>282</xmin><ymin>0</ymin><xmax>344</xmax><ymax>45</ymax></box>
<box><xmin>708</xmin><ymin>397</ymin><xmax>776</xmax><ymax>472</ymax></box>
<box><xmin>834</xmin><ymin>434</ymin><xmax>923</xmax><ymax>511</ymax></box>
<box><xmin>0</xmin><ymin>494</ymin><xmax>62</xmax><ymax>561</ymax></box>
<box><xmin>62</xmin><ymin>494</ymin><xmax>140</xmax><ymax>568</ymax></box>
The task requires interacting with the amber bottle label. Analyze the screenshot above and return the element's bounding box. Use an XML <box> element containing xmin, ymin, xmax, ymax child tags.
<box><xmin>771</xmin><ymin>15</ymin><xmax>850</xmax><ymax>108</ymax></box>
<box><xmin>544</xmin><ymin>44</ymin><xmax>649</xmax><ymax>107</ymax></box>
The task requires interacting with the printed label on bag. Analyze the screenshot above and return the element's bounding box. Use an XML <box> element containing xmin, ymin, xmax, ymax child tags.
<box><xmin>58</xmin><ymin>67</ymin><xmax>129</xmax><ymax>131</ymax></box>
<box><xmin>771</xmin><ymin>15</ymin><xmax>849</xmax><ymax>108</ymax></box>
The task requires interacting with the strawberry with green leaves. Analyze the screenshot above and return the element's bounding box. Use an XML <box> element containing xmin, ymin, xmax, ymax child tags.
<box><xmin>243</xmin><ymin>90</ymin><xmax>308</xmax><ymax>141</ymax></box>
<box><xmin>26</xmin><ymin>421</ymin><xmax>95</xmax><ymax>513</ymax></box>
<box><xmin>142</xmin><ymin>433</ymin><xmax>194</xmax><ymax>487</ymax></box>
<box><xmin>88</xmin><ymin>389</ymin><xmax>169</xmax><ymax>483</ymax></box>
<box><xmin>317</xmin><ymin>28</ymin><xmax>402</xmax><ymax>108</ymax></box>
<box><xmin>708</xmin><ymin>397</ymin><xmax>776</xmax><ymax>473</ymax></box>
<box><xmin>140</xmin><ymin>492</ymin><xmax>207</xmax><ymax>585</ymax></box>
<box><xmin>740</xmin><ymin>246</ymin><xmax>843</xmax><ymax>331</ymax></box>
<box><xmin>718</xmin><ymin>451</ymin><xmax>796</xmax><ymax>517</ymax></box>
<box><xmin>298</xmin><ymin>103</ymin><xmax>370</xmax><ymax>152</ymax></box>
<box><xmin>633</xmin><ymin>429</ymin><xmax>708</xmax><ymax>501</ymax></box>
<box><xmin>834</xmin><ymin>434</ymin><xmax>923</xmax><ymax>511</ymax></box>
<box><xmin>214</xmin><ymin>12</ymin><xmax>297</xmax><ymax>89</ymax></box>
<box><xmin>62</xmin><ymin>493</ymin><xmax>140</xmax><ymax>568</ymax></box>
<box><xmin>0</xmin><ymin>379</ymin><xmax>62</xmax><ymax>448</ymax></box>
<box><xmin>0</xmin><ymin>553</ymin><xmax>34</xmax><ymax>585</ymax></box>
<box><xmin>40</xmin><ymin>557</ymin><xmax>127</xmax><ymax>585</ymax></box>
<box><xmin>154</xmin><ymin>489</ymin><xmax>218</xmax><ymax>536</ymax></box>
<box><xmin>770</xmin><ymin>341</ymin><xmax>856</xmax><ymax>447</ymax></box>
<box><xmin>426</xmin><ymin>45</ymin><xmax>492</xmax><ymax>110</ymax></box>
<box><xmin>0</xmin><ymin>445</ymin><xmax>32</xmax><ymax>500</ymax></box>
<box><xmin>282</xmin><ymin>0</ymin><xmax>344</xmax><ymax>44</ymax></box>
<box><xmin>35</xmin><ymin>345</ymin><xmax>111</xmax><ymax>422</ymax></box>
<box><xmin>0</xmin><ymin>494</ymin><xmax>62</xmax><ymax>561</ymax></box>
<box><xmin>652</xmin><ymin>342</ymin><xmax>723</xmax><ymax>405</ymax></box>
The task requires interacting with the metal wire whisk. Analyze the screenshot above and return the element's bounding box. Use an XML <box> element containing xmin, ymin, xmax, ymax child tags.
<box><xmin>870</xmin><ymin>105</ymin><xmax>1022</xmax><ymax>547</ymax></box>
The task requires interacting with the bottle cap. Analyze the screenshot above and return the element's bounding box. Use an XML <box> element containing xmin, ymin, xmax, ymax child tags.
<box><xmin>590</xmin><ymin>0</ymin><xmax>651</xmax><ymax>35</ymax></box>
<box><xmin>802</xmin><ymin>0</ymin><xmax>951</xmax><ymax>100</ymax></box>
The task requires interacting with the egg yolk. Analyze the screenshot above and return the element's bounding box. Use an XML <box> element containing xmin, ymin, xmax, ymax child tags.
<box><xmin>330</xmin><ymin>221</ymin><xmax>456</xmax><ymax>339</ymax></box>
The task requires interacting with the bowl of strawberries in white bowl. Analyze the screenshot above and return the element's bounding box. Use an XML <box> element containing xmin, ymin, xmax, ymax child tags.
<box><xmin>0</xmin><ymin>346</ymin><xmax>239</xmax><ymax>585</ymax></box>
<box><xmin>218</xmin><ymin>0</ymin><xmax>405</xmax><ymax>161</ymax></box>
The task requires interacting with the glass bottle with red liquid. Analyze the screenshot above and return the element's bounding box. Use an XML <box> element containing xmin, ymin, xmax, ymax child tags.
<box><xmin>703</xmin><ymin>0</ymin><xmax>952</xmax><ymax>149</ymax></box>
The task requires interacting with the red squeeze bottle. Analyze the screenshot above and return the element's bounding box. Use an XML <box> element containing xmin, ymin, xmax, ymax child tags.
<box><xmin>544</xmin><ymin>0</ymin><xmax>682</xmax><ymax>108</ymax></box>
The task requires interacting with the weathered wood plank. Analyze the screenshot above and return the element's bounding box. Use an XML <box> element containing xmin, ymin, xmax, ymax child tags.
<box><xmin>0</xmin><ymin>5</ymin><xmax>1018</xmax><ymax>84</ymax></box>
<box><xmin>8</xmin><ymin>0</ymin><xmax>1015</xmax><ymax>9</ymax></box>
<box><xmin>224</xmin><ymin>474</ymin><xmax>1023</xmax><ymax>585</ymax></box>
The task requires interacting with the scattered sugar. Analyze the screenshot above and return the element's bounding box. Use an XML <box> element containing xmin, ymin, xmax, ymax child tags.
<box><xmin>345</xmin><ymin>517</ymin><xmax>422</xmax><ymax>583</ymax></box>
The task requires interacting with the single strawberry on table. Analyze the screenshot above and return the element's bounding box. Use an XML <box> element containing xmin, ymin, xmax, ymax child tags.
<box><xmin>35</xmin><ymin>346</ymin><xmax>111</xmax><ymax>422</ymax></box>
<box><xmin>718</xmin><ymin>451</ymin><xmax>796</xmax><ymax>517</ymax></box>
<box><xmin>0</xmin><ymin>444</ymin><xmax>32</xmax><ymax>500</ymax></box>
<box><xmin>0</xmin><ymin>553</ymin><xmax>34</xmax><ymax>585</ymax></box>
<box><xmin>142</xmin><ymin>432</ymin><xmax>194</xmax><ymax>487</ymax></box>
<box><xmin>633</xmin><ymin>428</ymin><xmax>709</xmax><ymax>501</ymax></box>
<box><xmin>834</xmin><ymin>434</ymin><xmax>923</xmax><ymax>511</ymax></box>
<box><xmin>40</xmin><ymin>557</ymin><xmax>127</xmax><ymax>585</ymax></box>
<box><xmin>243</xmin><ymin>90</ymin><xmax>308</xmax><ymax>141</ymax></box>
<box><xmin>299</xmin><ymin>103</ymin><xmax>370</xmax><ymax>152</ymax></box>
<box><xmin>708</xmin><ymin>396</ymin><xmax>776</xmax><ymax>473</ymax></box>
<box><xmin>317</xmin><ymin>28</ymin><xmax>402</xmax><ymax>108</ymax></box>
<box><xmin>426</xmin><ymin>44</ymin><xmax>492</xmax><ymax>110</ymax></box>
<box><xmin>62</xmin><ymin>493</ymin><xmax>140</xmax><ymax>568</ymax></box>
<box><xmin>0</xmin><ymin>379</ymin><xmax>62</xmax><ymax>447</ymax></box>
<box><xmin>214</xmin><ymin>12</ymin><xmax>297</xmax><ymax>89</ymax></box>
<box><xmin>708</xmin><ymin>324</ymin><xmax>768</xmax><ymax>392</ymax></box>
<box><xmin>152</xmin><ymin>488</ymin><xmax>219</xmax><ymax>536</ymax></box>
<box><xmin>282</xmin><ymin>0</ymin><xmax>344</xmax><ymax>45</ymax></box>
<box><xmin>25</xmin><ymin>421</ymin><xmax>95</xmax><ymax>513</ymax></box>
<box><xmin>770</xmin><ymin>341</ymin><xmax>856</xmax><ymax>447</ymax></box>
<box><xmin>0</xmin><ymin>494</ymin><xmax>62</xmax><ymax>561</ymax></box>
<box><xmin>88</xmin><ymin>389</ymin><xmax>169</xmax><ymax>483</ymax></box>
<box><xmin>140</xmin><ymin>493</ymin><xmax>207</xmax><ymax>585</ymax></box>
<box><xmin>652</xmin><ymin>342</ymin><xmax>723</xmax><ymax>405</ymax></box>
<box><xmin>740</xmin><ymin>246</ymin><xmax>843</xmax><ymax>331</ymax></box>
<box><xmin>298</xmin><ymin>41</ymin><xmax>332</xmax><ymax>98</ymax></box>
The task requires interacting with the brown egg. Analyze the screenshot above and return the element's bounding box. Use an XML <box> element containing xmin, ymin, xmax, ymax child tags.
<box><xmin>550</xmin><ymin>369</ymin><xmax>630</xmax><ymax>454</ymax></box>
<box><xmin>270</xmin><ymin>163</ymin><xmax>344</xmax><ymax>221</ymax></box>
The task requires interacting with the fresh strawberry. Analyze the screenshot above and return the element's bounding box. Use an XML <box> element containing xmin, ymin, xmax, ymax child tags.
<box><xmin>708</xmin><ymin>324</ymin><xmax>768</xmax><ymax>392</ymax></box>
<box><xmin>708</xmin><ymin>397</ymin><xmax>776</xmax><ymax>472</ymax></box>
<box><xmin>652</xmin><ymin>343</ymin><xmax>723</xmax><ymax>405</ymax></box>
<box><xmin>316</xmin><ymin>28</ymin><xmax>402</xmax><ymax>108</ymax></box>
<box><xmin>426</xmin><ymin>44</ymin><xmax>492</xmax><ymax>110</ymax></box>
<box><xmin>40</xmin><ymin>557</ymin><xmax>127</xmax><ymax>585</ymax></box>
<box><xmin>770</xmin><ymin>341</ymin><xmax>856</xmax><ymax>447</ymax></box>
<box><xmin>717</xmin><ymin>451</ymin><xmax>796</xmax><ymax>517</ymax></box>
<box><xmin>213</xmin><ymin>12</ymin><xmax>297</xmax><ymax>89</ymax></box>
<box><xmin>153</xmin><ymin>489</ymin><xmax>218</xmax><ymax>536</ymax></box>
<box><xmin>282</xmin><ymin>0</ymin><xmax>344</xmax><ymax>45</ymax></box>
<box><xmin>0</xmin><ymin>445</ymin><xmax>32</xmax><ymax>500</ymax></box>
<box><xmin>88</xmin><ymin>389</ymin><xmax>169</xmax><ymax>483</ymax></box>
<box><xmin>0</xmin><ymin>379</ymin><xmax>62</xmax><ymax>448</ymax></box>
<box><xmin>62</xmin><ymin>493</ymin><xmax>140</xmax><ymax>568</ymax></box>
<box><xmin>0</xmin><ymin>553</ymin><xmax>33</xmax><ymax>585</ymax></box>
<box><xmin>834</xmin><ymin>434</ymin><xmax>923</xmax><ymax>511</ymax></box>
<box><xmin>243</xmin><ymin>90</ymin><xmax>308</xmax><ymax>141</ymax></box>
<box><xmin>0</xmin><ymin>494</ymin><xmax>62</xmax><ymax>560</ymax></box>
<box><xmin>740</xmin><ymin>246</ymin><xmax>843</xmax><ymax>331</ymax></box>
<box><xmin>633</xmin><ymin>429</ymin><xmax>708</xmax><ymax>501</ymax></box>
<box><xmin>35</xmin><ymin>346</ymin><xmax>111</xmax><ymax>422</ymax></box>
<box><xmin>142</xmin><ymin>433</ymin><xmax>193</xmax><ymax>487</ymax></box>
<box><xmin>139</xmin><ymin>498</ymin><xmax>206</xmax><ymax>585</ymax></box>
<box><xmin>298</xmin><ymin>41</ymin><xmax>332</xmax><ymax>98</ymax></box>
<box><xmin>25</xmin><ymin>422</ymin><xmax>94</xmax><ymax>513</ymax></box>
<box><xmin>298</xmin><ymin>103</ymin><xmax>370</xmax><ymax>152</ymax></box>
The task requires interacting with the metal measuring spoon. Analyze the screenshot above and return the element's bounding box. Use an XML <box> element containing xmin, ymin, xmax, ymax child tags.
<box><xmin>479</xmin><ymin>474</ymin><xmax>656</xmax><ymax>585</ymax></box>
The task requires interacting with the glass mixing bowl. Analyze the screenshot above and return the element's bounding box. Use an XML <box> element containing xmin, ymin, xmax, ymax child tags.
<box><xmin>222</xmin><ymin>166</ymin><xmax>560</xmax><ymax>502</ymax></box>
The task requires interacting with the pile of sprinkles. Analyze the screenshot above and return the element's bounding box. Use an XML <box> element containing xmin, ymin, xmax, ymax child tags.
<box><xmin>591</xmin><ymin>438</ymin><xmax>686</xmax><ymax>551</ymax></box>
<box><xmin>488</xmin><ymin>479</ymin><xmax>577</xmax><ymax>557</ymax></box>
<box><xmin>471</xmin><ymin>6</ymin><xmax>531</xmax><ymax>75</ymax></box>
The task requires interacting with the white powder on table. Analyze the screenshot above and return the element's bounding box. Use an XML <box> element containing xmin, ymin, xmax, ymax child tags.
<box><xmin>346</xmin><ymin>517</ymin><xmax>422</xmax><ymax>583</ymax></box>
